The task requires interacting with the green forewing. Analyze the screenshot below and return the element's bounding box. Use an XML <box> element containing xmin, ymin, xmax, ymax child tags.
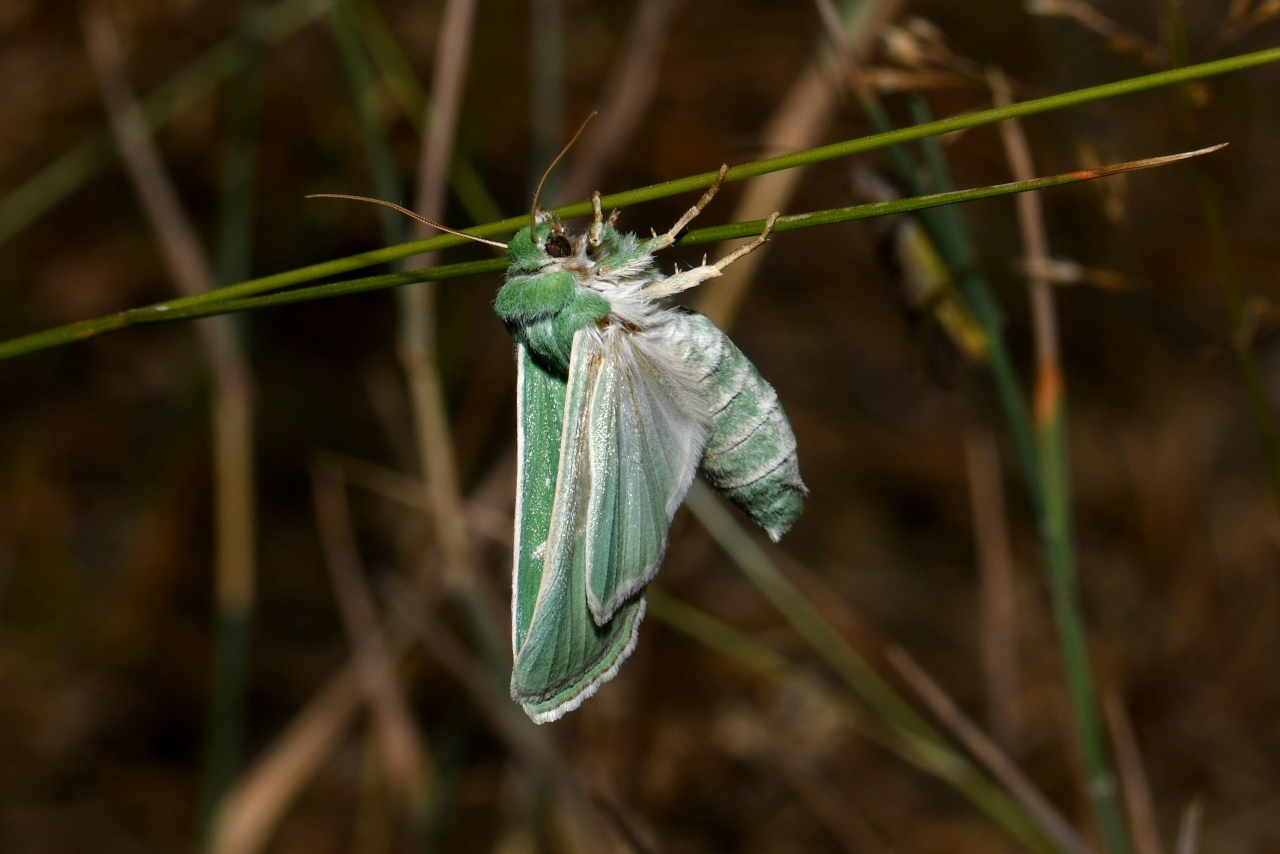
<box><xmin>510</xmin><ymin>343</ymin><xmax>647</xmax><ymax>723</ymax></box>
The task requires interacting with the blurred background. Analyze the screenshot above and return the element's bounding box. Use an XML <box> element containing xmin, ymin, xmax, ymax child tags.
<box><xmin>2</xmin><ymin>0</ymin><xmax>1280</xmax><ymax>851</ymax></box>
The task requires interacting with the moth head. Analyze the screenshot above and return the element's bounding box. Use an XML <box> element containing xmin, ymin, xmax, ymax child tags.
<box><xmin>506</xmin><ymin>213</ymin><xmax>586</xmax><ymax>275</ymax></box>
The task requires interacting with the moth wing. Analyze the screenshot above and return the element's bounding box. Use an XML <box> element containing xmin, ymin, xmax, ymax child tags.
<box><xmin>583</xmin><ymin>328</ymin><xmax>708</xmax><ymax>625</ymax></box>
<box><xmin>510</xmin><ymin>340</ymin><xmax>646</xmax><ymax>724</ymax></box>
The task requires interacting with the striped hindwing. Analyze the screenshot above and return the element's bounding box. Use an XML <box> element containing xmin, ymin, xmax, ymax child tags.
<box><xmin>666</xmin><ymin>311</ymin><xmax>807</xmax><ymax>541</ymax></box>
<box><xmin>511</xmin><ymin>329</ymin><xmax>705</xmax><ymax>723</ymax></box>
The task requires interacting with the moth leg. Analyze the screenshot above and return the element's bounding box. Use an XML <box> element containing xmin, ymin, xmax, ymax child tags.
<box><xmin>647</xmin><ymin>164</ymin><xmax>729</xmax><ymax>252</ymax></box>
<box><xmin>646</xmin><ymin>212</ymin><xmax>779</xmax><ymax>297</ymax></box>
<box><xmin>589</xmin><ymin>192</ymin><xmax>605</xmax><ymax>247</ymax></box>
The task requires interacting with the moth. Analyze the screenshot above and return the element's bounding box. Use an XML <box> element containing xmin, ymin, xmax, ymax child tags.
<box><xmin>492</xmin><ymin>162</ymin><xmax>807</xmax><ymax>723</ymax></box>
<box><xmin>313</xmin><ymin>159</ymin><xmax>806</xmax><ymax>724</ymax></box>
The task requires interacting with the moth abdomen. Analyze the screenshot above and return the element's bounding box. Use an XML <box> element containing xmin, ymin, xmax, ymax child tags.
<box><xmin>671</xmin><ymin>311</ymin><xmax>807</xmax><ymax>541</ymax></box>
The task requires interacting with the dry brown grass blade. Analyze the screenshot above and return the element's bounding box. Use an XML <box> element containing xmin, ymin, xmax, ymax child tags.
<box><xmin>989</xmin><ymin>68</ymin><xmax>1058</xmax><ymax>404</ymax></box>
<box><xmin>311</xmin><ymin>460</ymin><xmax>435</xmax><ymax>817</ymax></box>
<box><xmin>82</xmin><ymin>10</ymin><xmax>251</xmax><ymax>392</ymax></box>
<box><xmin>781</xmin><ymin>763</ymin><xmax>890</xmax><ymax>854</ymax></box>
<box><xmin>209</xmin><ymin>461</ymin><xmax>485</xmax><ymax>854</ymax></box>
<box><xmin>397</xmin><ymin>0</ymin><xmax>506</xmax><ymax>646</ymax></box>
<box><xmin>84</xmin><ymin>9</ymin><xmax>260</xmax><ymax>835</ymax></box>
<box><xmin>693</xmin><ymin>0</ymin><xmax>906</xmax><ymax>329</ymax></box>
<box><xmin>887</xmin><ymin>647</ymin><xmax>1096</xmax><ymax>854</ymax></box>
<box><xmin>964</xmin><ymin>426</ymin><xmax>1024</xmax><ymax>754</ymax></box>
<box><xmin>1203</xmin><ymin>0</ymin><xmax>1280</xmax><ymax>57</ymax></box>
<box><xmin>1017</xmin><ymin>257</ymin><xmax>1130</xmax><ymax>290</ymax></box>
<box><xmin>560</xmin><ymin>0</ymin><xmax>683</xmax><ymax>202</ymax></box>
<box><xmin>1173</xmin><ymin>801</ymin><xmax>1202</xmax><ymax>854</ymax></box>
<box><xmin>863</xmin><ymin>66</ymin><xmax>976</xmax><ymax>92</ymax></box>
<box><xmin>391</xmin><ymin>588</ymin><xmax>651</xmax><ymax>854</ymax></box>
<box><xmin>208</xmin><ymin>664</ymin><xmax>364</xmax><ymax>854</ymax></box>
<box><xmin>82</xmin><ymin>8</ymin><xmax>257</xmax><ymax>611</ymax></box>
<box><xmin>1104</xmin><ymin>692</ymin><xmax>1164</xmax><ymax>854</ymax></box>
<box><xmin>322</xmin><ymin>452</ymin><xmax>513</xmax><ymax>546</ymax></box>
<box><xmin>1027</xmin><ymin>0</ymin><xmax>1166</xmax><ymax>69</ymax></box>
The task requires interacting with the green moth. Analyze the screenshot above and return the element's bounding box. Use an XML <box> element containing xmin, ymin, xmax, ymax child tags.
<box><xmin>495</xmin><ymin>165</ymin><xmax>807</xmax><ymax>723</ymax></box>
<box><xmin>313</xmin><ymin>162</ymin><xmax>806</xmax><ymax>724</ymax></box>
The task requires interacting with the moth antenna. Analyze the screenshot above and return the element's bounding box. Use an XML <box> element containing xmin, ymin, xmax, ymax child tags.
<box><xmin>530</xmin><ymin>111</ymin><xmax>598</xmax><ymax>226</ymax></box>
<box><xmin>307</xmin><ymin>193</ymin><xmax>508</xmax><ymax>249</ymax></box>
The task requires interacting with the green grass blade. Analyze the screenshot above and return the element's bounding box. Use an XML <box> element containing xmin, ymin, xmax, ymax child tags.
<box><xmin>907</xmin><ymin>93</ymin><xmax>1046</xmax><ymax>523</ymax></box>
<box><xmin>4</xmin><ymin>41</ymin><xmax>1260</xmax><ymax>321</ymax></box>
<box><xmin>346</xmin><ymin>0</ymin><xmax>505</xmax><ymax>226</ymax></box>
<box><xmin>196</xmin><ymin>5</ymin><xmax>266</xmax><ymax>842</ymax></box>
<box><xmin>329</xmin><ymin>0</ymin><xmax>410</xmax><ymax>247</ymax></box>
<box><xmin>0</xmin><ymin>146</ymin><xmax>1222</xmax><ymax>360</ymax></box>
<box><xmin>673</xmin><ymin>489</ymin><xmax>1064</xmax><ymax>853</ymax></box>
<box><xmin>0</xmin><ymin>0</ymin><xmax>327</xmax><ymax>248</ymax></box>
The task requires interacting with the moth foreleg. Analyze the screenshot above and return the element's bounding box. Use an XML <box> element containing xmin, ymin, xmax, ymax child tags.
<box><xmin>646</xmin><ymin>212</ymin><xmax>779</xmax><ymax>297</ymax></box>
<box><xmin>589</xmin><ymin>192</ymin><xmax>604</xmax><ymax>247</ymax></box>
<box><xmin>647</xmin><ymin>164</ymin><xmax>729</xmax><ymax>252</ymax></box>
<box><xmin>712</xmin><ymin>210</ymin><xmax>779</xmax><ymax>271</ymax></box>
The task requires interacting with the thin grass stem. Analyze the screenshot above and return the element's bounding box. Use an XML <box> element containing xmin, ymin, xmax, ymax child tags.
<box><xmin>648</xmin><ymin>512</ymin><xmax>1063</xmax><ymax>854</ymax></box>
<box><xmin>695</xmin><ymin>0</ymin><xmax>905</xmax><ymax>327</ymax></box>
<box><xmin>208</xmin><ymin>665</ymin><xmax>368</xmax><ymax>854</ymax></box>
<box><xmin>907</xmin><ymin>93</ymin><xmax>1046</xmax><ymax>516</ymax></box>
<box><xmin>0</xmin><ymin>0</ymin><xmax>327</xmax><ymax>247</ymax></box>
<box><xmin>4</xmin><ymin>42</ymin><xmax>1259</xmax><ymax>326</ymax></box>
<box><xmin>345</xmin><ymin>0</ymin><xmax>504</xmax><ymax>226</ymax></box>
<box><xmin>311</xmin><ymin>461</ymin><xmax>436</xmax><ymax>821</ymax></box>
<box><xmin>1160</xmin><ymin>1</ymin><xmax>1280</xmax><ymax>535</ymax></box>
<box><xmin>528</xmin><ymin>0</ymin><xmax>564</xmax><ymax>202</ymax></box>
<box><xmin>1196</xmin><ymin>174</ymin><xmax>1280</xmax><ymax>509</ymax></box>
<box><xmin>990</xmin><ymin>68</ymin><xmax>1132</xmax><ymax>854</ymax></box>
<box><xmin>197</xmin><ymin>0</ymin><xmax>266</xmax><ymax>842</ymax></box>
<box><xmin>329</xmin><ymin>0</ymin><xmax>410</xmax><ymax>246</ymax></box>
<box><xmin>560</xmin><ymin>0</ymin><xmax>683</xmax><ymax>202</ymax></box>
<box><xmin>964</xmin><ymin>426</ymin><xmax>1023</xmax><ymax>754</ymax></box>
<box><xmin>1103</xmin><ymin>692</ymin><xmax>1164</xmax><ymax>854</ymax></box>
<box><xmin>83</xmin><ymin>17</ymin><xmax>263</xmax><ymax>854</ymax></box>
<box><xmin>1173</xmin><ymin>802</ymin><xmax>1202</xmax><ymax>854</ymax></box>
<box><xmin>401</xmin><ymin>0</ymin><xmax>508</xmax><ymax>670</ymax></box>
<box><xmin>0</xmin><ymin>146</ymin><xmax>1222</xmax><ymax>360</ymax></box>
<box><xmin>887</xmin><ymin>647</ymin><xmax>1095</xmax><ymax>854</ymax></box>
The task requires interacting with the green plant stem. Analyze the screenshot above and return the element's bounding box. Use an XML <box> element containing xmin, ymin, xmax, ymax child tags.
<box><xmin>678</xmin><ymin>486</ymin><xmax>1063</xmax><ymax>853</ymax></box>
<box><xmin>909</xmin><ymin>95</ymin><xmax>1047</xmax><ymax>513</ymax></box>
<box><xmin>1037</xmin><ymin>393</ymin><xmax>1130</xmax><ymax>854</ymax></box>
<box><xmin>1197</xmin><ymin>172</ymin><xmax>1280</xmax><ymax>506</ymax></box>
<box><xmin>0</xmin><ymin>150</ymin><xmax>1220</xmax><ymax>361</ymax></box>
<box><xmin>196</xmin><ymin>2</ymin><xmax>265</xmax><ymax>844</ymax></box>
<box><xmin>817</xmin><ymin>9</ymin><xmax>1045</xmax><ymax>507</ymax></box>
<box><xmin>328</xmin><ymin>4</ymin><xmax>442</xmax><ymax>843</ymax></box>
<box><xmin>345</xmin><ymin>0</ymin><xmax>504</xmax><ymax>226</ymax></box>
<box><xmin>528</xmin><ymin>0</ymin><xmax>565</xmax><ymax>200</ymax></box>
<box><xmin>0</xmin><ymin>0</ymin><xmax>327</xmax><ymax>247</ymax></box>
<box><xmin>11</xmin><ymin>42</ymin><xmax>1259</xmax><ymax>324</ymax></box>
<box><xmin>987</xmin><ymin>74</ymin><xmax>1130</xmax><ymax>854</ymax></box>
<box><xmin>1161</xmin><ymin>6</ymin><xmax>1280</xmax><ymax>514</ymax></box>
<box><xmin>329</xmin><ymin>0</ymin><xmax>410</xmax><ymax>248</ymax></box>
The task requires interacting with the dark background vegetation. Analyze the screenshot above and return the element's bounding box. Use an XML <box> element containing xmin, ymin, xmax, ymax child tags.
<box><xmin>1</xmin><ymin>0</ymin><xmax>1279</xmax><ymax>851</ymax></box>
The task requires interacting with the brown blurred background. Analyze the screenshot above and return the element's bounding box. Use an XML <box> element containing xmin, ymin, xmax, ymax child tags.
<box><xmin>2</xmin><ymin>0</ymin><xmax>1280</xmax><ymax>852</ymax></box>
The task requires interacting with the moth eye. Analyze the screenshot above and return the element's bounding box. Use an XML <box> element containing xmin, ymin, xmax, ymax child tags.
<box><xmin>545</xmin><ymin>234</ymin><xmax>572</xmax><ymax>258</ymax></box>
